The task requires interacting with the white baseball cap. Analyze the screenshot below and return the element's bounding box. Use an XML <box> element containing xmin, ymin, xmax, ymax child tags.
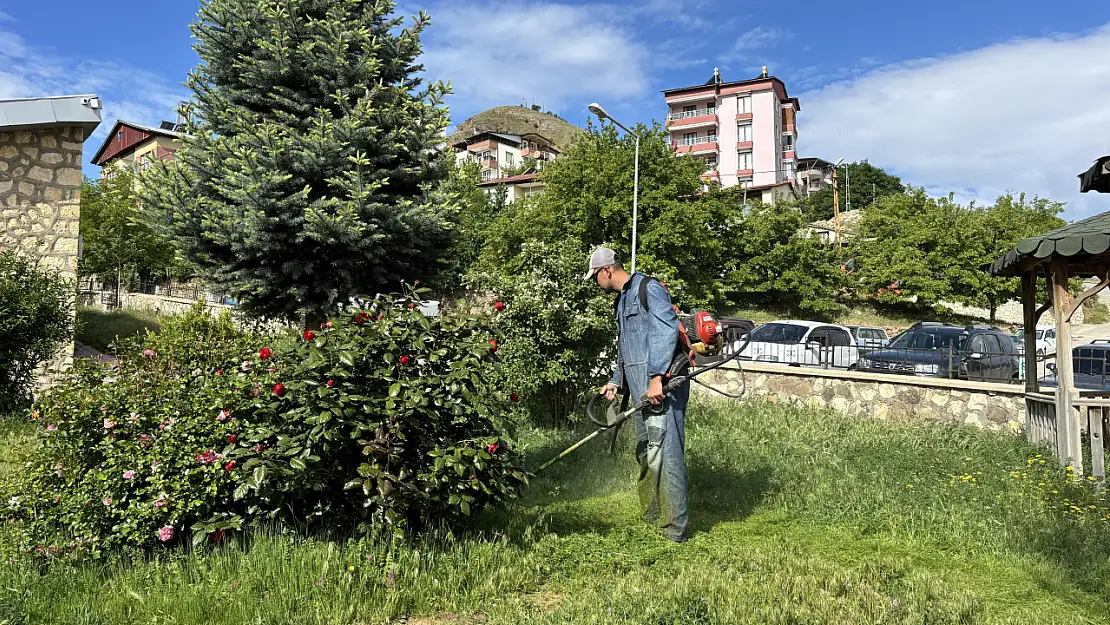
<box><xmin>583</xmin><ymin>246</ymin><xmax>618</xmax><ymax>281</ymax></box>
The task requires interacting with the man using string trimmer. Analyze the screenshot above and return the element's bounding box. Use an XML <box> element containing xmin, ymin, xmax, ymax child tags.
<box><xmin>588</xmin><ymin>246</ymin><xmax>692</xmax><ymax>543</ymax></box>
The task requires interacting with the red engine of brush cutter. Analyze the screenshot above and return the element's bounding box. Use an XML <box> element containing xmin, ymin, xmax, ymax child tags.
<box><xmin>678</xmin><ymin>311</ymin><xmax>724</xmax><ymax>365</ymax></box>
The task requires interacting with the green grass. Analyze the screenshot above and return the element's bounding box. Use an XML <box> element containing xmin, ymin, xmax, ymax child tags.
<box><xmin>1</xmin><ymin>399</ymin><xmax>1108</xmax><ymax>624</ymax></box>
<box><xmin>75</xmin><ymin>306</ymin><xmax>164</xmax><ymax>353</ymax></box>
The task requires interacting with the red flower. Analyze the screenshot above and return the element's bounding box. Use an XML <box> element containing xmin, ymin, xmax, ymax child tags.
<box><xmin>398</xmin><ymin>355</ymin><xmax>410</xmax><ymax>366</ymax></box>
<box><xmin>494</xmin><ymin>301</ymin><xmax>506</xmax><ymax>312</ymax></box>
<box><xmin>408</xmin><ymin>302</ymin><xmax>417</xmax><ymax>309</ymax></box>
<box><xmin>195</xmin><ymin>449</ymin><xmax>221</xmax><ymax>464</ymax></box>
<box><xmin>217</xmin><ymin>369</ymin><xmax>224</xmax><ymax>375</ymax></box>
<box><xmin>510</xmin><ymin>393</ymin><xmax>519</xmax><ymax>402</ymax></box>
<box><xmin>255</xmin><ymin>444</ymin><xmax>265</xmax><ymax>452</ymax></box>
<box><xmin>224</xmin><ymin>460</ymin><xmax>236</xmax><ymax>471</ymax></box>
<box><xmin>259</xmin><ymin>347</ymin><xmax>272</xmax><ymax>360</ymax></box>
<box><xmin>486</xmin><ymin>443</ymin><xmax>499</xmax><ymax>454</ymax></box>
<box><xmin>273</xmin><ymin>383</ymin><xmax>286</xmax><ymax>396</ymax></box>
<box><xmin>353</xmin><ymin>312</ymin><xmax>370</xmax><ymax>325</ymax></box>
<box><xmin>227</xmin><ymin>434</ymin><xmax>237</xmax><ymax>443</ymax></box>
<box><xmin>488</xmin><ymin>339</ymin><xmax>498</xmax><ymax>353</ymax></box>
<box><xmin>326</xmin><ymin>379</ymin><xmax>335</xmax><ymax>388</ymax></box>
<box><xmin>211</xmin><ymin>529</ymin><xmax>224</xmax><ymax>543</ymax></box>
<box><xmin>322</xmin><ymin>321</ymin><xmax>333</xmax><ymax>328</ymax></box>
<box><xmin>303</xmin><ymin>330</ymin><xmax>316</xmax><ymax>341</ymax></box>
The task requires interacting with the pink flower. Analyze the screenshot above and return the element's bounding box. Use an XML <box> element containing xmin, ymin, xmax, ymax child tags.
<box><xmin>217</xmin><ymin>410</ymin><xmax>229</xmax><ymax>422</ymax></box>
<box><xmin>255</xmin><ymin>444</ymin><xmax>265</xmax><ymax>452</ymax></box>
<box><xmin>486</xmin><ymin>443</ymin><xmax>499</xmax><ymax>454</ymax></box>
<box><xmin>143</xmin><ymin>349</ymin><xmax>157</xmax><ymax>357</ymax></box>
<box><xmin>224</xmin><ymin>460</ymin><xmax>236</xmax><ymax>471</ymax></box>
<box><xmin>195</xmin><ymin>450</ymin><xmax>221</xmax><ymax>465</ymax></box>
<box><xmin>158</xmin><ymin>526</ymin><xmax>174</xmax><ymax>542</ymax></box>
<box><xmin>45</xmin><ymin>424</ymin><xmax>57</xmax><ymax>432</ymax></box>
<box><xmin>322</xmin><ymin>321</ymin><xmax>333</xmax><ymax>328</ymax></box>
<box><xmin>326</xmin><ymin>379</ymin><xmax>335</xmax><ymax>388</ymax></box>
<box><xmin>241</xmin><ymin>360</ymin><xmax>253</xmax><ymax>371</ymax></box>
<box><xmin>139</xmin><ymin>434</ymin><xmax>153</xmax><ymax>446</ymax></box>
<box><xmin>103</xmin><ymin>497</ymin><xmax>112</xmax><ymax>506</ymax></box>
<box><xmin>122</xmin><ymin>471</ymin><xmax>135</xmax><ymax>480</ymax></box>
<box><xmin>128</xmin><ymin>412</ymin><xmax>140</xmax><ymax>422</ymax></box>
<box><xmin>103</xmin><ymin>419</ymin><xmax>116</xmax><ymax>429</ymax></box>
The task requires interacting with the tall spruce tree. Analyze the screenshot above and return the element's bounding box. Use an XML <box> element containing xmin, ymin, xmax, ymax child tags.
<box><xmin>141</xmin><ymin>0</ymin><xmax>452</xmax><ymax>321</ymax></box>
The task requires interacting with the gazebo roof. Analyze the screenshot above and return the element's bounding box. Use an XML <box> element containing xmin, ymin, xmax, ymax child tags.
<box><xmin>986</xmin><ymin>210</ymin><xmax>1110</xmax><ymax>277</ymax></box>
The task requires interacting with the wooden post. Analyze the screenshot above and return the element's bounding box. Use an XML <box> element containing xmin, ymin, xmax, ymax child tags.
<box><xmin>1050</xmin><ymin>257</ymin><xmax>1082</xmax><ymax>473</ymax></box>
<box><xmin>1022</xmin><ymin>272</ymin><xmax>1039</xmax><ymax>393</ymax></box>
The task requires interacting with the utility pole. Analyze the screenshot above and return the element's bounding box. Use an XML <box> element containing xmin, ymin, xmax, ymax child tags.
<box><xmin>833</xmin><ymin>167</ymin><xmax>841</xmax><ymax>244</ymax></box>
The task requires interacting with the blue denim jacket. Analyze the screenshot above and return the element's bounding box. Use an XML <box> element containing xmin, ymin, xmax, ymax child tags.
<box><xmin>608</xmin><ymin>273</ymin><xmax>680</xmax><ymax>396</ymax></box>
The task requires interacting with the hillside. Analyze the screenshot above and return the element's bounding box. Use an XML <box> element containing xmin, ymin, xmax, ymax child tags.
<box><xmin>447</xmin><ymin>106</ymin><xmax>585</xmax><ymax>150</ymax></box>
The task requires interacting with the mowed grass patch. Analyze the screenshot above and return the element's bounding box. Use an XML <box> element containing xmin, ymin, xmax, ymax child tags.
<box><xmin>1</xmin><ymin>399</ymin><xmax>1107</xmax><ymax>623</ymax></box>
<box><xmin>75</xmin><ymin>306</ymin><xmax>164</xmax><ymax>353</ymax></box>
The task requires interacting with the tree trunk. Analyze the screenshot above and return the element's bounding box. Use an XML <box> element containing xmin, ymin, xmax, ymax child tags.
<box><xmin>989</xmin><ymin>299</ymin><xmax>997</xmax><ymax>322</ymax></box>
<box><xmin>116</xmin><ymin>265</ymin><xmax>122</xmax><ymax>310</ymax></box>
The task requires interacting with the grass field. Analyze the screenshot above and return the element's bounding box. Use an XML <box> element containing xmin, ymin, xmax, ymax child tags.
<box><xmin>75</xmin><ymin>306</ymin><xmax>164</xmax><ymax>353</ymax></box>
<box><xmin>0</xmin><ymin>399</ymin><xmax>1107</xmax><ymax>624</ymax></box>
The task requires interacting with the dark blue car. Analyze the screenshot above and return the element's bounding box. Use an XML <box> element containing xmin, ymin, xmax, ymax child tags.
<box><xmin>854</xmin><ymin>323</ymin><xmax>1018</xmax><ymax>381</ymax></box>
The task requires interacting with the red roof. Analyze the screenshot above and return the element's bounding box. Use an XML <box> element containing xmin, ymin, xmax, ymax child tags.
<box><xmin>91</xmin><ymin>120</ymin><xmax>182</xmax><ymax>166</ymax></box>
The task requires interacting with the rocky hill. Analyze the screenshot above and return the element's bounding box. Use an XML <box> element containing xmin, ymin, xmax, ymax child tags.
<box><xmin>446</xmin><ymin>106</ymin><xmax>584</xmax><ymax>150</ymax></box>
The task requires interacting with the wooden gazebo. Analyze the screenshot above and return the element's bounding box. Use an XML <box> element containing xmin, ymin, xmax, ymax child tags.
<box><xmin>985</xmin><ymin>156</ymin><xmax>1110</xmax><ymax>475</ymax></box>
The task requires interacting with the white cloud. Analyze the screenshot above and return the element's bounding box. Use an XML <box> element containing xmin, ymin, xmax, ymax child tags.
<box><xmin>0</xmin><ymin>11</ymin><xmax>12</xmax><ymax>22</ymax></box>
<box><xmin>0</xmin><ymin>26</ymin><xmax>187</xmax><ymax>154</ymax></box>
<box><xmin>422</xmin><ymin>2</ymin><xmax>647</xmax><ymax>117</ymax></box>
<box><xmin>733</xmin><ymin>26</ymin><xmax>788</xmax><ymax>52</ymax></box>
<box><xmin>800</xmin><ymin>26</ymin><xmax>1110</xmax><ymax>219</ymax></box>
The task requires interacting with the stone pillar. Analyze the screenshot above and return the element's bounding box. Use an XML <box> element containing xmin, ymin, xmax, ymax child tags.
<box><xmin>0</xmin><ymin>126</ymin><xmax>85</xmax><ymax>388</ymax></box>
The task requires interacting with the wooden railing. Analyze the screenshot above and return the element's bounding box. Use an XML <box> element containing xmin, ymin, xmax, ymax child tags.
<box><xmin>1074</xmin><ymin>397</ymin><xmax>1110</xmax><ymax>480</ymax></box>
<box><xmin>1025</xmin><ymin>392</ymin><xmax>1058</xmax><ymax>455</ymax></box>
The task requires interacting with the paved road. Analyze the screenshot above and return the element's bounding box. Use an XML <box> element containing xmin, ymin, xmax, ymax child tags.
<box><xmin>1072</xmin><ymin>323</ymin><xmax>1110</xmax><ymax>347</ymax></box>
<box><xmin>73</xmin><ymin>341</ymin><xmax>115</xmax><ymax>364</ymax></box>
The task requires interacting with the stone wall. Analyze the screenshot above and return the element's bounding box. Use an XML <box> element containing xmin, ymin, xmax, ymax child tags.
<box><xmin>0</xmin><ymin>126</ymin><xmax>85</xmax><ymax>386</ymax></box>
<box><xmin>698</xmin><ymin>362</ymin><xmax>1027</xmax><ymax>433</ymax></box>
<box><xmin>0</xmin><ymin>127</ymin><xmax>83</xmax><ymax>275</ymax></box>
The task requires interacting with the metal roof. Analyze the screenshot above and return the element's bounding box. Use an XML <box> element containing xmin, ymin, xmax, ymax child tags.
<box><xmin>986</xmin><ymin>210</ymin><xmax>1110</xmax><ymax>276</ymax></box>
<box><xmin>0</xmin><ymin>94</ymin><xmax>102</xmax><ymax>135</ymax></box>
<box><xmin>90</xmin><ymin>119</ymin><xmax>184</xmax><ymax>165</ymax></box>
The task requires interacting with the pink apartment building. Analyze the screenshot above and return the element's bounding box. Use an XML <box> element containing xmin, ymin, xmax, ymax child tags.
<box><xmin>665</xmin><ymin>68</ymin><xmax>800</xmax><ymax>201</ymax></box>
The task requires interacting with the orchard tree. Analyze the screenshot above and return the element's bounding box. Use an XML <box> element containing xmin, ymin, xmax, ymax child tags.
<box><xmin>79</xmin><ymin>172</ymin><xmax>177</xmax><ymax>304</ymax></box>
<box><xmin>141</xmin><ymin>0</ymin><xmax>452</xmax><ymax>322</ymax></box>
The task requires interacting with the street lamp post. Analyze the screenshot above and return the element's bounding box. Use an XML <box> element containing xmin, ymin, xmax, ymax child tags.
<box><xmin>588</xmin><ymin>102</ymin><xmax>640</xmax><ymax>273</ymax></box>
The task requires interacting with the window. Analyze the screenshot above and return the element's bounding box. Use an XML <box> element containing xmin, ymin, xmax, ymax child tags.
<box><xmin>827</xmin><ymin>328</ymin><xmax>852</xmax><ymax>347</ymax></box>
<box><xmin>117</xmin><ymin>131</ymin><xmax>123</xmax><ymax>141</ymax></box>
<box><xmin>706</xmin><ymin>155</ymin><xmax>717</xmax><ymax>167</ymax></box>
<box><xmin>683</xmin><ymin>105</ymin><xmax>696</xmax><ymax>113</ymax></box>
<box><xmin>683</xmin><ymin>132</ymin><xmax>697</xmax><ymax>146</ymax></box>
<box><xmin>737</xmin><ymin>95</ymin><xmax>751</xmax><ymax>114</ymax></box>
<box><xmin>706</xmin><ymin>133</ymin><xmax>717</xmax><ymax>143</ymax></box>
<box><xmin>504</xmin><ymin>152</ymin><xmax>514</xmax><ymax>167</ymax></box>
<box><xmin>982</xmin><ymin>334</ymin><xmax>1002</xmax><ymax>355</ymax></box>
<box><xmin>482</xmin><ymin>170</ymin><xmax>492</xmax><ymax>181</ymax></box>
<box><xmin>706</xmin><ymin>103</ymin><xmax>716</xmax><ymax>115</ymax></box>
<box><xmin>739</xmin><ymin>178</ymin><xmax>753</xmax><ymax>189</ymax></box>
<box><xmin>783</xmin><ymin>161</ymin><xmax>796</xmax><ymax>180</ymax></box>
<box><xmin>750</xmin><ymin>323</ymin><xmax>808</xmax><ymax>344</ymax></box>
<box><xmin>738</xmin><ymin>150</ymin><xmax>753</xmax><ymax>170</ymax></box>
<box><xmin>783</xmin><ymin>134</ymin><xmax>795</xmax><ymax>151</ymax></box>
<box><xmin>967</xmin><ymin>335</ymin><xmax>986</xmax><ymax>354</ymax></box>
<box><xmin>737</xmin><ymin>123</ymin><xmax>752</xmax><ymax>142</ymax></box>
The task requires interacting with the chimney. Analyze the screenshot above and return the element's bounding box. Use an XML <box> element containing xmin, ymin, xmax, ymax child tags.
<box><xmin>761</xmin><ymin>66</ymin><xmax>768</xmax><ymax>78</ymax></box>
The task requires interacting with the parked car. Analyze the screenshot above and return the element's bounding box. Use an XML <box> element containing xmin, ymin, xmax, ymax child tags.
<box><xmin>1013</xmin><ymin>325</ymin><xmax>1056</xmax><ymax>357</ymax></box>
<box><xmin>846</xmin><ymin>325</ymin><xmax>890</xmax><ymax>350</ymax></box>
<box><xmin>735</xmin><ymin>320</ymin><xmax>859</xmax><ymax>368</ymax></box>
<box><xmin>854</xmin><ymin>322</ymin><xmax>1019</xmax><ymax>381</ymax></box>
<box><xmin>1042</xmin><ymin>342</ymin><xmax>1110</xmax><ymax>391</ymax></box>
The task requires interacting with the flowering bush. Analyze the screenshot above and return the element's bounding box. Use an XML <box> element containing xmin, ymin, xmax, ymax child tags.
<box><xmin>0</xmin><ymin>250</ymin><xmax>75</xmax><ymax>412</ymax></box>
<box><xmin>3</xmin><ymin>292</ymin><xmax>526</xmax><ymax>556</ymax></box>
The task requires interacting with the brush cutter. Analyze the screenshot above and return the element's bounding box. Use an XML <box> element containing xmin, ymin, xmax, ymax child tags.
<box><xmin>536</xmin><ymin>315</ymin><xmax>753</xmax><ymax>473</ymax></box>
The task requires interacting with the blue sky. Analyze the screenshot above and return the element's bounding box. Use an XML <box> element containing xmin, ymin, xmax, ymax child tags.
<box><xmin>2</xmin><ymin>1</ymin><xmax>1109</xmax><ymax>216</ymax></box>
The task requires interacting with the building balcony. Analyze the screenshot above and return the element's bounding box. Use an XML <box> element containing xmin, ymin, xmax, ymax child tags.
<box><xmin>736</xmin><ymin>141</ymin><xmax>753</xmax><ymax>150</ymax></box>
<box><xmin>735</xmin><ymin>112</ymin><xmax>753</xmax><ymax>121</ymax></box>
<box><xmin>736</xmin><ymin>168</ymin><xmax>754</xmax><ymax>177</ymax></box>
<box><xmin>784</xmin><ymin>123</ymin><xmax>796</xmax><ymax>132</ymax></box>
<box><xmin>673</xmin><ymin>140</ymin><xmax>719</xmax><ymax>155</ymax></box>
<box><xmin>784</xmin><ymin>150</ymin><xmax>796</xmax><ymax>160</ymax></box>
<box><xmin>667</xmin><ymin>111</ymin><xmax>718</xmax><ymax>130</ymax></box>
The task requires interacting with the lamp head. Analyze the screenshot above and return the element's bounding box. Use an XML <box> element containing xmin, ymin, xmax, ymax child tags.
<box><xmin>588</xmin><ymin>102</ymin><xmax>609</xmax><ymax>120</ymax></box>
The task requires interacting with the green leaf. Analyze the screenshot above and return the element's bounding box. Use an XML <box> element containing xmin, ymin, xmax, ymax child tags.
<box><xmin>290</xmin><ymin>457</ymin><xmax>307</xmax><ymax>470</ymax></box>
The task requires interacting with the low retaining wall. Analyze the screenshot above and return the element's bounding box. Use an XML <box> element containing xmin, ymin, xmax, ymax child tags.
<box><xmin>698</xmin><ymin>362</ymin><xmax>1028</xmax><ymax>433</ymax></box>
